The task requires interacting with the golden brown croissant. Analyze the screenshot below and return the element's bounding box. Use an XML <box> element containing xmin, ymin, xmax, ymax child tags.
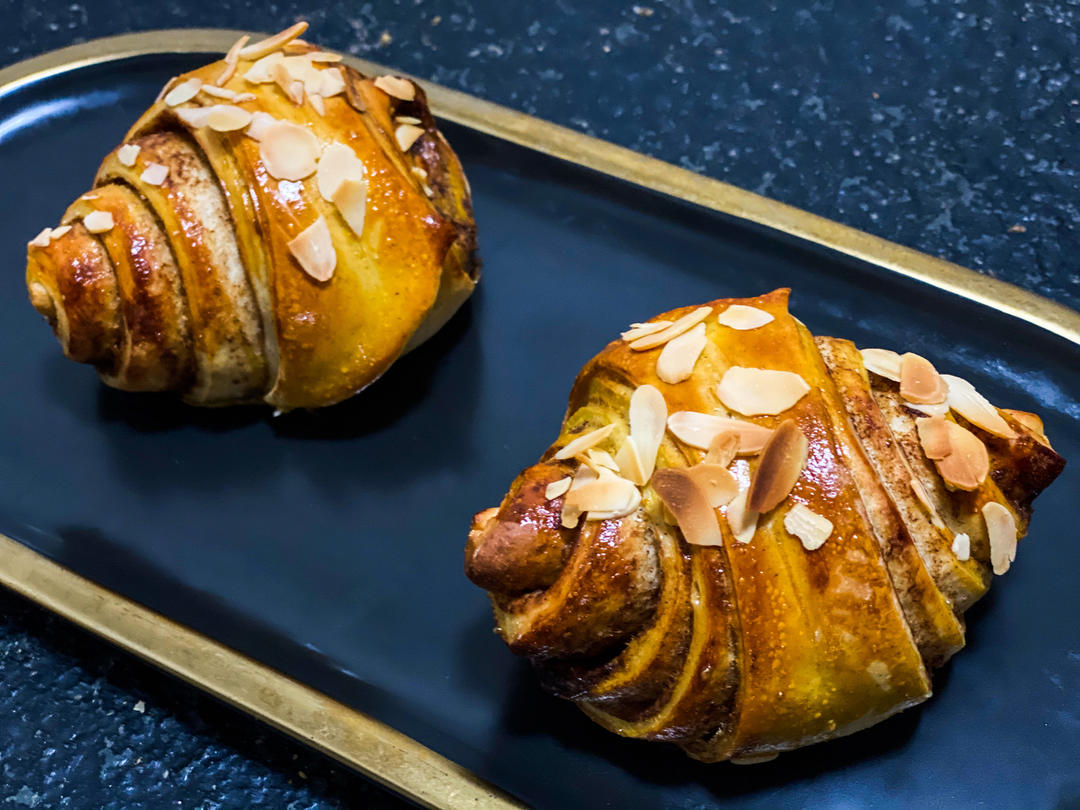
<box><xmin>466</xmin><ymin>288</ymin><xmax>1064</xmax><ymax>763</ymax></box>
<box><xmin>25</xmin><ymin>23</ymin><xmax>477</xmax><ymax>409</ymax></box>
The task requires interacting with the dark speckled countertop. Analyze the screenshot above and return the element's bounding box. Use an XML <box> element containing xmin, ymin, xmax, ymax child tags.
<box><xmin>2</xmin><ymin>2</ymin><xmax>1078</xmax><ymax>806</ymax></box>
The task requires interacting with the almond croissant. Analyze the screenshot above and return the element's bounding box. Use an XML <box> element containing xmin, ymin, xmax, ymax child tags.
<box><xmin>26</xmin><ymin>23</ymin><xmax>477</xmax><ymax>409</ymax></box>
<box><xmin>466</xmin><ymin>288</ymin><xmax>1063</xmax><ymax>763</ymax></box>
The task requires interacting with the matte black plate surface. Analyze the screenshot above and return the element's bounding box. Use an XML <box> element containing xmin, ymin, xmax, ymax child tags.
<box><xmin>2</xmin><ymin>54</ymin><xmax>1078</xmax><ymax>809</ymax></box>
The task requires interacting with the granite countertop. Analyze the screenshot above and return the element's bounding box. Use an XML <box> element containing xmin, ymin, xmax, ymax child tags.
<box><xmin>2</xmin><ymin>1</ymin><xmax>1078</xmax><ymax>806</ymax></box>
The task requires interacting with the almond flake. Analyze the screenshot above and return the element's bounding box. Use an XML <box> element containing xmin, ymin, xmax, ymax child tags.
<box><xmin>319</xmin><ymin>68</ymin><xmax>346</xmax><ymax>98</ymax></box>
<box><xmin>317</xmin><ymin>141</ymin><xmax>367</xmax><ymax>200</ymax></box>
<box><xmin>614</xmin><ymin>438</ymin><xmax>646</xmax><ymax>485</ymax></box>
<box><xmin>899</xmin><ymin>352</ymin><xmax>948</xmax><ymax>405</ymax></box>
<box><xmin>245</xmin><ymin>111</ymin><xmax>277</xmax><ymax>140</ymax></box>
<box><xmin>951</xmin><ymin>532</ymin><xmax>971</xmax><ymax>561</ymax></box>
<box><xmin>562</xmin><ymin>469</ymin><xmax>640</xmax><ymax>526</ymax></box>
<box><xmin>82</xmin><ymin>210</ymin><xmax>114</xmax><ymax>233</ymax></box>
<box><xmin>164</xmin><ymin>77</ymin><xmax>202</xmax><ymax>106</ymax></box>
<box><xmin>916</xmin><ymin>415</ymin><xmax>951</xmax><ymax>460</ymax></box>
<box><xmin>941</xmin><ymin>374</ymin><xmax>1016</xmax><ymax>438</ymax></box>
<box><xmin>238</xmin><ymin>21</ymin><xmax>309</xmax><ymax>61</ymax></box>
<box><xmin>395</xmin><ymin>123</ymin><xmax>424</xmax><ymax>152</ymax></box>
<box><xmin>259</xmin><ymin>121</ymin><xmax>320</xmax><ymax>180</ymax></box>
<box><xmin>272</xmin><ymin>61</ymin><xmax>306</xmax><ymax>105</ymax></box>
<box><xmin>117</xmin><ymin>143</ymin><xmax>140</xmax><ymax>167</ymax></box>
<box><xmin>686</xmin><ymin>463</ymin><xmax>738</xmax><ymax>508</ymax></box>
<box><xmin>725</xmin><ymin>484</ymin><xmax>758</xmax><ymax>544</ymax></box>
<box><xmin>287</xmin><ymin>215</ymin><xmax>336</xmax><ymax>282</ymax></box>
<box><xmin>554</xmin><ymin>424</ymin><xmax>615</xmax><ymax>460</ymax></box>
<box><xmin>618</xmin><ymin>385</ymin><xmax>665</xmax><ymax>485</ymax></box>
<box><xmin>545</xmin><ymin>477</ymin><xmax>572</xmax><ymax>500</ymax></box>
<box><xmin>629</xmin><ymin>307</ymin><xmax>712</xmax><ymax>350</ymax></box>
<box><xmin>747</xmin><ymin>419</ymin><xmax>808</xmax><ymax>513</ymax></box>
<box><xmin>308</xmin><ymin>93</ymin><xmax>326</xmax><ymax>116</ymax></box>
<box><xmin>331</xmin><ymin>178</ymin><xmax>368</xmax><ymax>237</ymax></box>
<box><xmin>374</xmin><ymin>75</ymin><xmax>416</xmax><ymax>100</ymax></box>
<box><xmin>905</xmin><ymin>399</ymin><xmax>951</xmax><ymax>417</ymax></box>
<box><xmin>395</xmin><ymin>115</ymin><xmax>422</xmax><ymax>125</ymax></box>
<box><xmin>621</xmin><ymin>320</ymin><xmax>672</xmax><ymax>341</ymax></box>
<box><xmin>214</xmin><ymin>35</ymin><xmax>249</xmax><ymax>86</ymax></box>
<box><xmin>28</xmin><ymin>227</ymin><xmax>52</xmax><ymax>248</ymax></box>
<box><xmin>656</xmin><ymin>322</ymin><xmax>707</xmax><ymax>384</ymax></box>
<box><xmin>200</xmin><ymin>84</ymin><xmax>240</xmax><ymax>100</ymax></box>
<box><xmin>859</xmin><ymin>348</ymin><xmax>902</xmax><ymax>382</ymax></box>
<box><xmin>934</xmin><ymin>421</ymin><xmax>989</xmax><ymax>491</ymax></box>
<box><xmin>783</xmin><ymin>503</ymin><xmax>833</xmax><ymax>551</ymax></box>
<box><xmin>652</xmin><ymin>468</ymin><xmax>724</xmax><ymax>547</ymax></box>
<box><xmin>667</xmin><ymin>411</ymin><xmax>773</xmax><ymax>454</ymax></box>
<box><xmin>586</xmin><ymin>449</ymin><xmax>620</xmax><ymax>472</ymax></box>
<box><xmin>140</xmin><ymin>163</ymin><xmax>168</xmax><ymax>186</ymax></box>
<box><xmin>909</xmin><ymin>475</ymin><xmax>935</xmax><ymax>514</ymax></box>
<box><xmin>705</xmin><ymin>431</ymin><xmax>739</xmax><ymax>467</ymax></box>
<box><xmin>49</xmin><ymin>225</ymin><xmax>71</xmax><ymax>239</ymax></box>
<box><xmin>206</xmin><ymin>104</ymin><xmax>253</xmax><ymax>131</ymax></box>
<box><xmin>982</xmin><ymin>502</ymin><xmax>1017</xmax><ymax>575</ymax></box>
<box><xmin>716</xmin><ymin>367</ymin><xmax>810</xmax><ymax>416</ymax></box>
<box><xmin>1002</xmin><ymin>408</ymin><xmax>1043</xmax><ymax>435</ymax></box>
<box><xmin>309</xmin><ymin>51</ymin><xmax>344</xmax><ymax>62</ymax></box>
<box><xmin>243</xmin><ymin>52</ymin><xmax>285</xmax><ymax>84</ymax></box>
<box><xmin>715</xmin><ymin>304</ymin><xmax>774</xmax><ymax>330</ymax></box>
<box><xmin>233</xmin><ymin>92</ymin><xmax>257</xmax><ymax>103</ymax></box>
<box><xmin>174</xmin><ymin>107</ymin><xmax>211</xmax><ymax>128</ymax></box>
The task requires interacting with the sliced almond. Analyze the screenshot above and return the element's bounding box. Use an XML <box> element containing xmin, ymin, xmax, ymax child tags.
<box><xmin>982</xmin><ymin>502</ymin><xmax>1017</xmax><ymax>575</ymax></box>
<box><xmin>899</xmin><ymin>352</ymin><xmax>948</xmax><ymax>405</ymax></box>
<box><xmin>545</xmin><ymin>477</ymin><xmax>572</xmax><ymax>500</ymax></box>
<box><xmin>395</xmin><ymin>115</ymin><xmax>423</xmax><ymax>125</ymax></box>
<box><xmin>625</xmin><ymin>382</ymin><xmax>668</xmax><ymax>479</ymax></box>
<box><xmin>163</xmin><ymin>77</ymin><xmax>202</xmax><ymax>106</ymax></box>
<box><xmin>667</xmin><ymin>411</ymin><xmax>773</xmax><ymax>454</ymax></box>
<box><xmin>783</xmin><ymin>503</ymin><xmax>833</xmax><ymax>551</ymax></box>
<box><xmin>859</xmin><ymin>348</ymin><xmax>902</xmax><ymax>382</ymax></box>
<box><xmin>621</xmin><ymin>320</ymin><xmax>672</xmax><ymax>341</ymax></box>
<box><xmin>652</xmin><ymin>468</ymin><xmax>724</xmax><ymax>547</ymax></box>
<box><xmin>395</xmin><ymin>123</ymin><xmax>425</xmax><ymax>152</ymax></box>
<box><xmin>308</xmin><ymin>92</ymin><xmax>326</xmax><ymax>116</ymax></box>
<box><xmin>934</xmin><ymin>421</ymin><xmax>989</xmax><ymax>491</ymax></box>
<box><xmin>238</xmin><ymin>21</ymin><xmax>309</xmax><ymax>60</ymax></box>
<box><xmin>245</xmin><ymin>111</ymin><xmax>277</xmax><ymax>140</ymax></box>
<box><xmin>82</xmin><ymin>210</ymin><xmax>114</xmax><ymax>234</ymax></box>
<box><xmin>715</xmin><ymin>304</ymin><xmax>774</xmax><ymax>330</ymax></box>
<box><xmin>1002</xmin><ymin>408</ymin><xmax>1043</xmax><ymax>435</ymax></box>
<box><xmin>909</xmin><ymin>475</ymin><xmax>935</xmax><ymax>514</ymax></box>
<box><xmin>116</xmin><ymin>143</ymin><xmax>140</xmax><ymax>167</ymax></box>
<box><xmin>243</xmin><ymin>52</ymin><xmax>285</xmax><ymax>84</ymax></box>
<box><xmin>705</xmin><ymin>431</ymin><xmax>739</xmax><ymax>467</ymax></box>
<box><xmin>259</xmin><ymin>121</ymin><xmax>320</xmax><ymax>181</ymax></box>
<box><xmin>200</xmin><ymin>84</ymin><xmax>240</xmax><ymax>100</ymax></box>
<box><xmin>317</xmin><ymin>141</ymin><xmax>367</xmax><ymax>200</ymax></box>
<box><xmin>905</xmin><ymin>399</ymin><xmax>951</xmax><ymax>417</ymax></box>
<box><xmin>916</xmin><ymin>415</ymin><xmax>952</xmax><ymax>460</ymax></box>
<box><xmin>287</xmin><ymin>215</ymin><xmax>336</xmax><ymax>281</ymax></box>
<box><xmin>49</xmin><ymin>225</ymin><xmax>71</xmax><ymax>239</ymax></box>
<box><xmin>656</xmin><ymin>322</ymin><xmax>707</xmax><ymax>384</ymax></box>
<box><xmin>716</xmin><ymin>367</ymin><xmax>810</xmax><ymax>416</ymax></box>
<box><xmin>747</xmin><ymin>420</ymin><xmax>809</xmax><ymax>513</ymax></box>
<box><xmin>309</xmin><ymin>51</ymin><xmax>344</xmax><ymax>62</ymax></box>
<box><xmin>319</xmin><ymin>67</ymin><xmax>347</xmax><ymax>98</ymax></box>
<box><xmin>629</xmin><ymin>307</ymin><xmax>712</xmax><ymax>350</ymax></box>
<box><xmin>586</xmin><ymin>449</ymin><xmax>620</xmax><ymax>472</ymax></box>
<box><xmin>272</xmin><ymin>61</ymin><xmax>306</xmax><ymax>105</ymax></box>
<box><xmin>174</xmin><ymin>106</ymin><xmax>211</xmax><ymax>128</ymax></box>
<box><xmin>331</xmin><ymin>178</ymin><xmax>368</xmax><ymax>237</ymax></box>
<box><xmin>951</xmin><ymin>532</ymin><xmax>971</xmax><ymax>561</ymax></box>
<box><xmin>140</xmin><ymin>163</ymin><xmax>168</xmax><ymax>186</ymax></box>
<box><xmin>554</xmin><ymin>424</ymin><xmax>616</xmax><ymax>460</ymax></box>
<box><xmin>214</xmin><ymin>34</ymin><xmax>249</xmax><ymax>86</ymax></box>
<box><xmin>941</xmin><ymin>374</ymin><xmax>1016</xmax><ymax>438</ymax></box>
<box><xmin>374</xmin><ymin>75</ymin><xmax>416</xmax><ymax>100</ymax></box>
<box><xmin>614</xmin><ymin>438</ymin><xmax>646</xmax><ymax>485</ymax></box>
<box><xmin>686</xmin><ymin>463</ymin><xmax>738</xmax><ymax>508</ymax></box>
<box><xmin>28</xmin><ymin>227</ymin><xmax>52</xmax><ymax>248</ymax></box>
<box><xmin>206</xmin><ymin>104</ymin><xmax>253</xmax><ymax>132</ymax></box>
<box><xmin>725</xmin><ymin>484</ymin><xmax>758</xmax><ymax>544</ymax></box>
<box><xmin>562</xmin><ymin>470</ymin><xmax>640</xmax><ymax>526</ymax></box>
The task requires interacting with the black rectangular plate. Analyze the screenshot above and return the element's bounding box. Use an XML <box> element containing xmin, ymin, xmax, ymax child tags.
<box><xmin>1</xmin><ymin>51</ymin><xmax>1078</xmax><ymax>809</ymax></box>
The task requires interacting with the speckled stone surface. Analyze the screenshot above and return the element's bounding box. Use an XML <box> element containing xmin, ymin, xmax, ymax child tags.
<box><xmin>2</xmin><ymin>1</ymin><xmax>1078</xmax><ymax>806</ymax></box>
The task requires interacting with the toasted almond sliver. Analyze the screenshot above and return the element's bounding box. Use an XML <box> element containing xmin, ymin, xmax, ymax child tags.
<box><xmin>934</xmin><ymin>421</ymin><xmax>989</xmax><ymax>491</ymax></box>
<box><xmin>331</xmin><ymin>178</ymin><xmax>368</xmax><ymax>237</ymax></box>
<box><xmin>287</xmin><ymin>216</ymin><xmax>336</xmax><ymax>281</ymax></box>
<box><xmin>905</xmin><ymin>399</ymin><xmax>951</xmax><ymax>417</ymax></box>
<box><xmin>319</xmin><ymin>67</ymin><xmax>347</xmax><ymax>98</ymax></box>
<box><xmin>716</xmin><ymin>367</ymin><xmax>810</xmax><ymax>416</ymax></box>
<box><xmin>174</xmin><ymin>106</ymin><xmax>211</xmax><ymax>128</ymax></box>
<box><xmin>374</xmin><ymin>74</ymin><xmax>416</xmax><ymax>100</ymax></box>
<box><xmin>860</xmin><ymin>348</ymin><xmax>902</xmax><ymax>382</ymax></box>
<box><xmin>206</xmin><ymin>104</ymin><xmax>254</xmax><ymax>132</ymax></box>
<box><xmin>705</xmin><ymin>431</ymin><xmax>739</xmax><ymax>467</ymax></box>
<box><xmin>215</xmin><ymin>34</ymin><xmax>249</xmax><ymax>86</ymax></box>
<box><xmin>28</xmin><ymin>227</ymin><xmax>52</xmax><ymax>248</ymax></box>
<box><xmin>274</xmin><ymin>64</ymin><xmax>306</xmax><ymax>105</ymax></box>
<box><xmin>140</xmin><ymin>163</ymin><xmax>169</xmax><ymax>186</ymax></box>
<box><xmin>200</xmin><ymin>83</ymin><xmax>239</xmax><ymax>99</ymax></box>
<box><xmin>545</xmin><ymin>477</ymin><xmax>572</xmax><ymax>500</ymax></box>
<box><xmin>163</xmin><ymin>77</ymin><xmax>202</xmax><ymax>106</ymax></box>
<box><xmin>629</xmin><ymin>307</ymin><xmax>712</xmax><ymax>350</ymax></box>
<box><xmin>117</xmin><ymin>143</ymin><xmax>140</xmax><ymax>167</ymax></box>
<box><xmin>1002</xmin><ymin>408</ymin><xmax>1043</xmax><ymax>435</ymax></box>
<box><xmin>586</xmin><ymin>449</ymin><xmax>620</xmax><ymax>472</ymax></box>
<box><xmin>687</xmin><ymin>463</ymin><xmax>739</xmax><ymax>508</ymax></box>
<box><xmin>747</xmin><ymin>419</ymin><xmax>809</xmax><ymax>513</ymax></box>
<box><xmin>621</xmin><ymin>320</ymin><xmax>673</xmax><ymax>341</ymax></box>
<box><xmin>614</xmin><ymin>438</ymin><xmax>646</xmax><ymax>485</ymax></box>
<box><xmin>725</xmin><ymin>484</ymin><xmax>758</xmax><ymax>544</ymax></box>
<box><xmin>916</xmin><ymin>415</ymin><xmax>952</xmax><ymax>460</ymax></box>
<box><xmin>238</xmin><ymin>21</ymin><xmax>309</xmax><ymax>60</ymax></box>
<box><xmin>317</xmin><ymin>141</ymin><xmax>367</xmax><ymax>200</ymax></box>
<box><xmin>82</xmin><ymin>210</ymin><xmax>114</xmax><ymax>234</ymax></box>
<box><xmin>259</xmin><ymin>121</ymin><xmax>320</xmax><ymax>181</ymax></box>
<box><xmin>562</xmin><ymin>470</ymin><xmax>640</xmax><ymax>524</ymax></box>
<box><xmin>900</xmin><ymin>352</ymin><xmax>948</xmax><ymax>405</ymax></box>
<box><xmin>626</xmin><ymin>383</ymin><xmax>669</xmax><ymax>477</ymax></box>
<box><xmin>554</xmin><ymin>424</ymin><xmax>615</xmax><ymax>461</ymax></box>
<box><xmin>982</xmin><ymin>502</ymin><xmax>1017</xmax><ymax>575</ymax></box>
<box><xmin>667</xmin><ymin>411</ymin><xmax>773</xmax><ymax>454</ymax></box>
<box><xmin>656</xmin><ymin>322</ymin><xmax>708</xmax><ymax>384</ymax></box>
<box><xmin>951</xmin><ymin>532</ymin><xmax>971</xmax><ymax>561</ymax></box>
<box><xmin>940</xmin><ymin>374</ymin><xmax>1016</xmax><ymax>438</ymax></box>
<box><xmin>715</xmin><ymin>304</ymin><xmax>774</xmax><ymax>331</ymax></box>
<box><xmin>49</xmin><ymin>225</ymin><xmax>71</xmax><ymax>239</ymax></box>
<box><xmin>783</xmin><ymin>503</ymin><xmax>833</xmax><ymax>551</ymax></box>
<box><xmin>395</xmin><ymin>115</ymin><xmax>422</xmax><ymax>125</ymax></box>
<box><xmin>909</xmin><ymin>475</ymin><xmax>935</xmax><ymax>514</ymax></box>
<box><xmin>652</xmin><ymin>468</ymin><xmax>724</xmax><ymax>547</ymax></box>
<box><xmin>245</xmin><ymin>111</ymin><xmax>277</xmax><ymax>140</ymax></box>
<box><xmin>243</xmin><ymin>52</ymin><xmax>285</xmax><ymax>83</ymax></box>
<box><xmin>309</xmin><ymin>50</ymin><xmax>344</xmax><ymax>62</ymax></box>
<box><xmin>308</xmin><ymin>92</ymin><xmax>326</xmax><ymax>116</ymax></box>
<box><xmin>395</xmin><ymin>123</ymin><xmax>425</xmax><ymax>152</ymax></box>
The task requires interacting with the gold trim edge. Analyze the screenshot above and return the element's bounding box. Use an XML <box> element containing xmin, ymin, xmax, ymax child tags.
<box><xmin>1</xmin><ymin>28</ymin><xmax>1076</xmax><ymax>345</ymax></box>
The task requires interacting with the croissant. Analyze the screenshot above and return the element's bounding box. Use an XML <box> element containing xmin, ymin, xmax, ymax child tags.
<box><xmin>466</xmin><ymin>288</ymin><xmax>1064</xmax><ymax>762</ymax></box>
<box><xmin>25</xmin><ymin>23</ymin><xmax>477</xmax><ymax>409</ymax></box>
